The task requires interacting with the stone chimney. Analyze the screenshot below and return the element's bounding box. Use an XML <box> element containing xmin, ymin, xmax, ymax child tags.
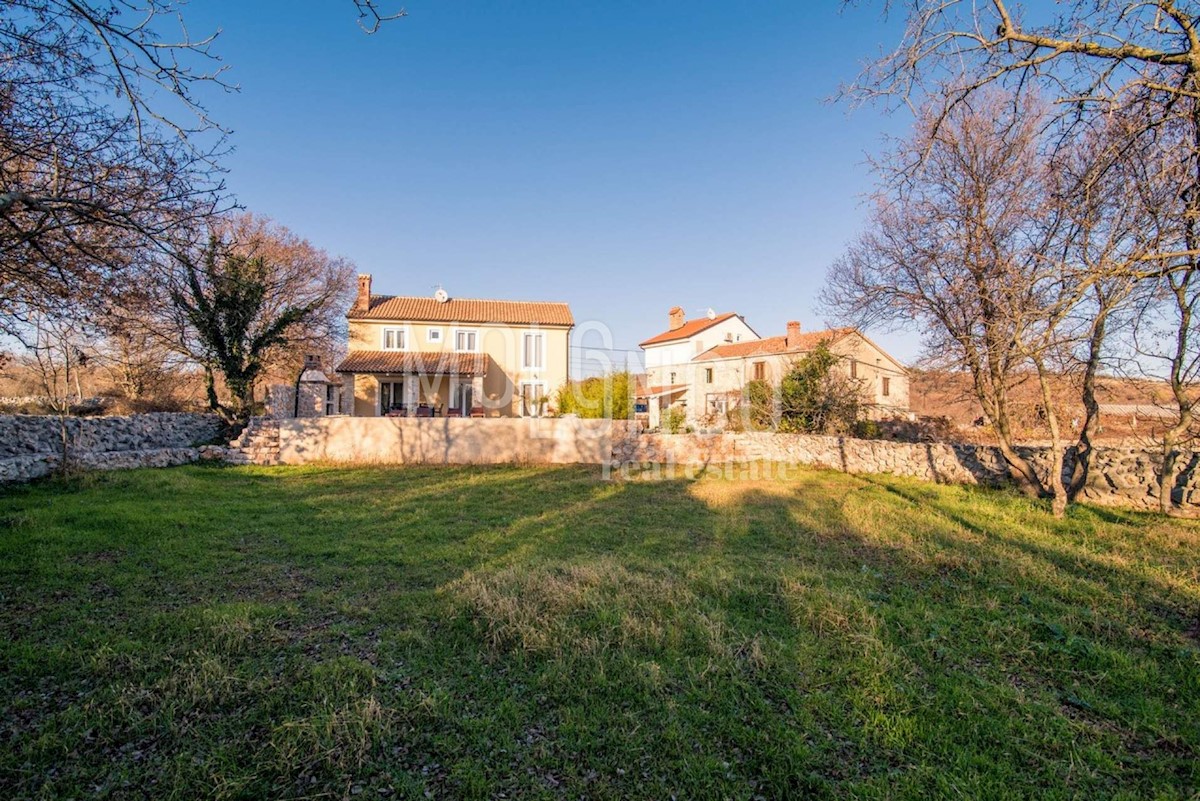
<box><xmin>668</xmin><ymin>306</ymin><xmax>686</xmax><ymax>331</ymax></box>
<box><xmin>353</xmin><ymin>274</ymin><xmax>372</xmax><ymax>315</ymax></box>
<box><xmin>786</xmin><ymin>320</ymin><xmax>802</xmax><ymax>348</ymax></box>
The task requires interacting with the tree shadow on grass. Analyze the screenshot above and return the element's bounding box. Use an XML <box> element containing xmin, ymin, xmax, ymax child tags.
<box><xmin>2</xmin><ymin>463</ymin><xmax>1198</xmax><ymax>799</ymax></box>
<box><xmin>141</xmin><ymin>462</ymin><xmax>1200</xmax><ymax>799</ymax></box>
<box><xmin>854</xmin><ymin>474</ymin><xmax>1200</xmax><ymax>625</ymax></box>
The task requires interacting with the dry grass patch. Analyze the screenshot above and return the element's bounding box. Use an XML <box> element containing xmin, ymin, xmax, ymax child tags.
<box><xmin>448</xmin><ymin>558</ymin><xmax>720</xmax><ymax>658</ymax></box>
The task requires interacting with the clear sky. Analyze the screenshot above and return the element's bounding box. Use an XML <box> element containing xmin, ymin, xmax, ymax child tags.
<box><xmin>183</xmin><ymin>1</ymin><xmax>918</xmax><ymax>374</ymax></box>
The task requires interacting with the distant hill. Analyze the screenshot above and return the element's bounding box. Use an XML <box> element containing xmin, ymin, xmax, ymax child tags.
<box><xmin>909</xmin><ymin>369</ymin><xmax>1192</xmax><ymax>444</ymax></box>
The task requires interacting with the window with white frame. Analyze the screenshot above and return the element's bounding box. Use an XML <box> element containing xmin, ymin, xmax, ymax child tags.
<box><xmin>450</xmin><ymin>379</ymin><xmax>474</xmax><ymax>415</ymax></box>
<box><xmin>382</xmin><ymin>327</ymin><xmax>406</xmax><ymax>350</ymax></box>
<box><xmin>427</xmin><ymin>328</ymin><xmax>442</xmax><ymax>344</ymax></box>
<box><xmin>520</xmin><ymin>381</ymin><xmax>546</xmax><ymax>417</ymax></box>
<box><xmin>454</xmin><ymin>329</ymin><xmax>478</xmax><ymax>352</ymax></box>
<box><xmin>522</xmin><ymin>332</ymin><xmax>544</xmax><ymax>370</ymax></box>
<box><xmin>379</xmin><ymin>380</ymin><xmax>405</xmax><ymax>413</ymax></box>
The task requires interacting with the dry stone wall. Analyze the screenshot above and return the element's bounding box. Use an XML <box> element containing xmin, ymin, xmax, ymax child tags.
<box><xmin>0</xmin><ymin>413</ymin><xmax>221</xmax><ymax>483</ymax></box>
<box><xmin>610</xmin><ymin>425</ymin><xmax>1199</xmax><ymax>511</ymax></box>
<box><xmin>4</xmin><ymin>411</ymin><xmax>1191</xmax><ymax>513</ymax></box>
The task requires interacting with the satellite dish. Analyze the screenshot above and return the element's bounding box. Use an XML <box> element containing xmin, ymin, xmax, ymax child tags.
<box><xmin>434</xmin><ymin>288</ymin><xmax>449</xmax><ymax>303</ymax></box>
<box><xmin>706</xmin><ymin>308</ymin><xmax>716</xmax><ymax>320</ymax></box>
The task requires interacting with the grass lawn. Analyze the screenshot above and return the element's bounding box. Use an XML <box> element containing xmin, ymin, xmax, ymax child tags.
<box><xmin>0</xmin><ymin>463</ymin><xmax>1198</xmax><ymax>800</ymax></box>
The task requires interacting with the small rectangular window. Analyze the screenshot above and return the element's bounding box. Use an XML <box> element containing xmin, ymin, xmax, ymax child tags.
<box><xmin>523</xmin><ymin>332</ymin><xmax>544</xmax><ymax>370</ymax></box>
<box><xmin>705</xmin><ymin>367</ymin><xmax>713</xmax><ymax>384</ymax></box>
<box><xmin>383</xmin><ymin>328</ymin><xmax>406</xmax><ymax>350</ymax></box>
<box><xmin>427</xmin><ymin>328</ymin><xmax>442</xmax><ymax>343</ymax></box>
<box><xmin>850</xmin><ymin>359</ymin><xmax>858</xmax><ymax>379</ymax></box>
<box><xmin>882</xmin><ymin>377</ymin><xmax>890</xmax><ymax>397</ymax></box>
<box><xmin>455</xmin><ymin>330</ymin><xmax>477</xmax><ymax>352</ymax></box>
<box><xmin>753</xmin><ymin>361</ymin><xmax>765</xmax><ymax>381</ymax></box>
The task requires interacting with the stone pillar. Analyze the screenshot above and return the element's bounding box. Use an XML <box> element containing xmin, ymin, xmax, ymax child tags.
<box><xmin>404</xmin><ymin>378</ymin><xmax>419</xmax><ymax>416</ymax></box>
<box><xmin>471</xmin><ymin>374</ymin><xmax>484</xmax><ymax>416</ymax></box>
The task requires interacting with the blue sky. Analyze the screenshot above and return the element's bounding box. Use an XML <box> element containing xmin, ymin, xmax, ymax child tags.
<box><xmin>183</xmin><ymin>1</ymin><xmax>918</xmax><ymax>373</ymax></box>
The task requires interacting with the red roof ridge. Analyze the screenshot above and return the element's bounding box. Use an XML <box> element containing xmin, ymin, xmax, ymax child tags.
<box><xmin>350</xmin><ymin>294</ymin><xmax>574</xmax><ymax>326</ymax></box>
<box><xmin>694</xmin><ymin>327</ymin><xmax>854</xmax><ymax>361</ymax></box>
<box><xmin>364</xmin><ymin>293</ymin><xmax>573</xmax><ymax>307</ymax></box>
<box><xmin>639</xmin><ymin>312</ymin><xmax>739</xmax><ymax>347</ymax></box>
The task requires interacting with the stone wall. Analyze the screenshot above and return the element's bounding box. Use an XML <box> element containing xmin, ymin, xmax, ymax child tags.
<box><xmin>276</xmin><ymin>416</ymin><xmax>613</xmax><ymax>466</ymax></box>
<box><xmin>271</xmin><ymin>417</ymin><xmax>1197</xmax><ymax>511</ymax></box>
<box><xmin>0</xmin><ymin>413</ymin><xmax>222</xmax><ymax>483</ymax></box>
<box><xmin>610</xmin><ymin>426</ymin><xmax>1200</xmax><ymax>511</ymax></box>
<box><xmin>10</xmin><ymin>411</ymin><xmax>1187</xmax><ymax>513</ymax></box>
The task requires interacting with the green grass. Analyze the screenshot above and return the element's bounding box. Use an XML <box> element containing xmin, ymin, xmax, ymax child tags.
<box><xmin>0</xmin><ymin>463</ymin><xmax>1197</xmax><ymax>800</ymax></box>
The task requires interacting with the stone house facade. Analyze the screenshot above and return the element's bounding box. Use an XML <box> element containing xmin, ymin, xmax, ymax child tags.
<box><xmin>338</xmin><ymin>276</ymin><xmax>574</xmax><ymax>418</ymax></box>
<box><xmin>639</xmin><ymin>307</ymin><xmax>909</xmax><ymax>427</ymax></box>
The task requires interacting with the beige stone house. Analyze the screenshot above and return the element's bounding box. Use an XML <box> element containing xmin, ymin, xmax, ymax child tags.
<box><xmin>337</xmin><ymin>276</ymin><xmax>573</xmax><ymax>418</ymax></box>
<box><xmin>639</xmin><ymin>306</ymin><xmax>760</xmax><ymax>426</ymax></box>
<box><xmin>639</xmin><ymin>307</ymin><xmax>909</xmax><ymax>427</ymax></box>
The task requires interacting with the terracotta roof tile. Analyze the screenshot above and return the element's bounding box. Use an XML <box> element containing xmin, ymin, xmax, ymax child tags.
<box><xmin>351</xmin><ymin>295</ymin><xmax>573</xmax><ymax>326</ymax></box>
<box><xmin>695</xmin><ymin>328</ymin><xmax>854</xmax><ymax>361</ymax></box>
<box><xmin>641</xmin><ymin>383</ymin><xmax>688</xmax><ymax>397</ymax></box>
<box><xmin>639</xmin><ymin>313</ymin><xmax>738</xmax><ymax>347</ymax></box>
<box><xmin>335</xmin><ymin>351</ymin><xmax>487</xmax><ymax>375</ymax></box>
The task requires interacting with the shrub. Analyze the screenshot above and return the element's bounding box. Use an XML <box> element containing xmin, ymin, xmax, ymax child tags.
<box><xmin>661</xmin><ymin>407</ymin><xmax>687</xmax><ymax>434</ymax></box>
<box><xmin>742</xmin><ymin>343</ymin><xmax>865</xmax><ymax>435</ymax></box>
<box><xmin>556</xmin><ymin>372</ymin><xmax>635</xmax><ymax>420</ymax></box>
<box><xmin>852</xmin><ymin>419</ymin><xmax>882</xmax><ymax>439</ymax></box>
<box><xmin>740</xmin><ymin>379</ymin><xmax>778</xmax><ymax>431</ymax></box>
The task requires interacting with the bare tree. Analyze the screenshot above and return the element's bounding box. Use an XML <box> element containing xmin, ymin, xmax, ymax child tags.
<box><xmin>0</xmin><ymin>1</ymin><xmax>237</xmax><ymax>332</ymax></box>
<box><xmin>25</xmin><ymin>310</ymin><xmax>95</xmax><ymax>470</ymax></box>
<box><xmin>845</xmin><ymin>0</ymin><xmax>1200</xmax><ymax>513</ymax></box>
<box><xmin>1142</xmin><ymin>117</ymin><xmax>1200</xmax><ymax>512</ymax></box>
<box><xmin>824</xmin><ymin>93</ymin><xmax>1054</xmax><ymax>497</ymax></box>
<box><xmin>90</xmin><ymin>306</ymin><xmax>186</xmax><ymax>406</ymax></box>
<box><xmin>1042</xmin><ymin>114</ymin><xmax>1176</xmax><ymax>500</ymax></box>
<box><xmin>352</xmin><ymin>0</ymin><xmax>408</xmax><ymax>32</ymax></box>
<box><xmin>1</xmin><ymin>1</ymin><xmax>407</xmax><ymax>336</ymax></box>
<box><xmin>845</xmin><ymin>1</ymin><xmax>1200</xmax><ymax>122</ymax></box>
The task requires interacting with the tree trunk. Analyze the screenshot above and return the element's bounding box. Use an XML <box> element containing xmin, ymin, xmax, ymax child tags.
<box><xmin>204</xmin><ymin>365</ymin><xmax>237</xmax><ymax>426</ymax></box>
<box><xmin>1068</xmin><ymin>305</ymin><xmax>1106</xmax><ymax>501</ymax></box>
<box><xmin>981</xmin><ymin>376</ymin><xmax>1045</xmax><ymax>496</ymax></box>
<box><xmin>1033</xmin><ymin>355</ymin><xmax>1068</xmax><ymax>517</ymax></box>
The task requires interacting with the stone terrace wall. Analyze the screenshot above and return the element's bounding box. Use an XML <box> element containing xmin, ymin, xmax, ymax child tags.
<box><xmin>0</xmin><ymin>413</ymin><xmax>221</xmax><ymax>483</ymax></box>
<box><xmin>271</xmin><ymin>417</ymin><xmax>1198</xmax><ymax>511</ymax></box>
<box><xmin>611</xmin><ymin>426</ymin><xmax>1199</xmax><ymax>511</ymax></box>
<box><xmin>277</xmin><ymin>416</ymin><xmax>613</xmax><ymax>466</ymax></box>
